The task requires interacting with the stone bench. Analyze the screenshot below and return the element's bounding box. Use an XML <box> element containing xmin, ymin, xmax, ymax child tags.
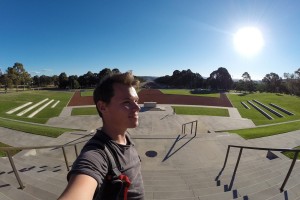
<box><xmin>247</xmin><ymin>100</ymin><xmax>273</xmax><ymax>120</ymax></box>
<box><xmin>144</xmin><ymin>102</ymin><xmax>157</xmax><ymax>108</ymax></box>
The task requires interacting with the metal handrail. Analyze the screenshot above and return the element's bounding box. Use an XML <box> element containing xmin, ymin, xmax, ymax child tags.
<box><xmin>181</xmin><ymin>120</ymin><xmax>198</xmax><ymax>136</ymax></box>
<box><xmin>216</xmin><ymin>145</ymin><xmax>300</xmax><ymax>192</ymax></box>
<box><xmin>0</xmin><ymin>139</ymin><xmax>90</xmax><ymax>190</ymax></box>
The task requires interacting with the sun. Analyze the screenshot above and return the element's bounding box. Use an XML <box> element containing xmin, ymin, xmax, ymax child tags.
<box><xmin>233</xmin><ymin>27</ymin><xmax>264</xmax><ymax>57</ymax></box>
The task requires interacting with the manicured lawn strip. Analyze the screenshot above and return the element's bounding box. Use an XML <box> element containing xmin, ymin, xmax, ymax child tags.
<box><xmin>0</xmin><ymin>142</ymin><xmax>20</xmax><ymax>157</ymax></box>
<box><xmin>227</xmin><ymin>121</ymin><xmax>300</xmax><ymax>139</ymax></box>
<box><xmin>0</xmin><ymin>118</ymin><xmax>76</xmax><ymax>138</ymax></box>
<box><xmin>0</xmin><ymin>90</ymin><xmax>73</xmax><ymax>124</ymax></box>
<box><xmin>172</xmin><ymin>106</ymin><xmax>229</xmax><ymax>117</ymax></box>
<box><xmin>71</xmin><ymin>107</ymin><xmax>98</xmax><ymax>116</ymax></box>
<box><xmin>160</xmin><ymin>89</ymin><xmax>220</xmax><ymax>97</ymax></box>
<box><xmin>227</xmin><ymin>93</ymin><xmax>300</xmax><ymax>125</ymax></box>
<box><xmin>80</xmin><ymin>90</ymin><xmax>94</xmax><ymax>96</ymax></box>
<box><xmin>282</xmin><ymin>146</ymin><xmax>300</xmax><ymax>160</ymax></box>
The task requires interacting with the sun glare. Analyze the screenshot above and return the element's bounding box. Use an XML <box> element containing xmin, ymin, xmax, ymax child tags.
<box><xmin>233</xmin><ymin>27</ymin><xmax>264</xmax><ymax>57</ymax></box>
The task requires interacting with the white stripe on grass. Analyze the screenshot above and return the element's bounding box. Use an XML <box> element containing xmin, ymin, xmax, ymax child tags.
<box><xmin>6</xmin><ymin>102</ymin><xmax>33</xmax><ymax>114</ymax></box>
<box><xmin>27</xmin><ymin>99</ymin><xmax>55</xmax><ymax>118</ymax></box>
<box><xmin>51</xmin><ymin>100</ymin><xmax>60</xmax><ymax>108</ymax></box>
<box><xmin>17</xmin><ymin>98</ymin><xmax>49</xmax><ymax>116</ymax></box>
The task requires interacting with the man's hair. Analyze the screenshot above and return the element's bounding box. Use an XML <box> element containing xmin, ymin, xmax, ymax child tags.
<box><xmin>93</xmin><ymin>72</ymin><xmax>139</xmax><ymax>117</ymax></box>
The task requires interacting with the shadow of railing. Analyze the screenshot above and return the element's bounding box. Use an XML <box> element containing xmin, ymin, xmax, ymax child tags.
<box><xmin>162</xmin><ymin>134</ymin><xmax>195</xmax><ymax>162</ymax></box>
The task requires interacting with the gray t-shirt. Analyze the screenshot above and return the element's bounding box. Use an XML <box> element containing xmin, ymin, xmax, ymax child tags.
<box><xmin>67</xmin><ymin>130</ymin><xmax>145</xmax><ymax>200</ymax></box>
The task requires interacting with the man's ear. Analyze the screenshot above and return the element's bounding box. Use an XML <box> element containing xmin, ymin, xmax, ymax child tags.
<box><xmin>97</xmin><ymin>101</ymin><xmax>107</xmax><ymax>114</ymax></box>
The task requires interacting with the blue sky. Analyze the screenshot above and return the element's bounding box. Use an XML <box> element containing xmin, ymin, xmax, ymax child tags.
<box><xmin>1</xmin><ymin>0</ymin><xmax>299</xmax><ymax>80</ymax></box>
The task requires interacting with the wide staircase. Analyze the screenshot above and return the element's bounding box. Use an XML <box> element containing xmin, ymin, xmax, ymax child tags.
<box><xmin>0</xmin><ymin>129</ymin><xmax>300</xmax><ymax>200</ymax></box>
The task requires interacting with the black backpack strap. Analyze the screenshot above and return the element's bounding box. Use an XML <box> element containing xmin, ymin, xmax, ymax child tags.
<box><xmin>91</xmin><ymin>131</ymin><xmax>131</xmax><ymax>200</ymax></box>
<box><xmin>103</xmin><ymin>145</ymin><xmax>122</xmax><ymax>177</ymax></box>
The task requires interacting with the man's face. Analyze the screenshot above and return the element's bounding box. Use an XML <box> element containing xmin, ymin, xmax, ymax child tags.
<box><xmin>101</xmin><ymin>83</ymin><xmax>140</xmax><ymax>129</ymax></box>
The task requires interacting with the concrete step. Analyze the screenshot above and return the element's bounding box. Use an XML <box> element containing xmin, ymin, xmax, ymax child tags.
<box><xmin>143</xmin><ymin>158</ymin><xmax>288</xmax><ymax>185</ymax></box>
<box><xmin>0</xmin><ymin>180</ymin><xmax>40</xmax><ymax>200</ymax></box>
<box><xmin>4</xmin><ymin>158</ymin><xmax>67</xmax><ymax>184</ymax></box>
<box><xmin>0</xmin><ymin>192</ymin><xmax>12</xmax><ymax>200</ymax></box>
<box><xmin>142</xmin><ymin>162</ymin><xmax>300</xmax><ymax>199</ymax></box>
<box><xmin>267</xmin><ymin>182</ymin><xmax>300</xmax><ymax>200</ymax></box>
<box><xmin>0</xmin><ymin>161</ymin><xmax>66</xmax><ymax>197</ymax></box>
<box><xmin>143</xmin><ymin>158</ymin><xmax>289</xmax><ymax>187</ymax></box>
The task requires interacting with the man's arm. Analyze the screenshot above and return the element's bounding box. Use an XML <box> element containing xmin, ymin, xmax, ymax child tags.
<box><xmin>58</xmin><ymin>174</ymin><xmax>97</xmax><ymax>200</ymax></box>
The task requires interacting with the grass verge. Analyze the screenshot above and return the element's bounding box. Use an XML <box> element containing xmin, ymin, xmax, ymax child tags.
<box><xmin>0</xmin><ymin>90</ymin><xmax>73</xmax><ymax>124</ymax></box>
<box><xmin>227</xmin><ymin>92</ymin><xmax>300</xmax><ymax>125</ymax></box>
<box><xmin>0</xmin><ymin>142</ymin><xmax>21</xmax><ymax>157</ymax></box>
<box><xmin>227</xmin><ymin>120</ymin><xmax>300</xmax><ymax>139</ymax></box>
<box><xmin>172</xmin><ymin>106</ymin><xmax>229</xmax><ymax>117</ymax></box>
<box><xmin>282</xmin><ymin>146</ymin><xmax>300</xmax><ymax>160</ymax></box>
<box><xmin>160</xmin><ymin>89</ymin><xmax>220</xmax><ymax>97</ymax></box>
<box><xmin>80</xmin><ymin>90</ymin><xmax>94</xmax><ymax>96</ymax></box>
<box><xmin>71</xmin><ymin>107</ymin><xmax>98</xmax><ymax>116</ymax></box>
<box><xmin>0</xmin><ymin>117</ymin><xmax>77</xmax><ymax>138</ymax></box>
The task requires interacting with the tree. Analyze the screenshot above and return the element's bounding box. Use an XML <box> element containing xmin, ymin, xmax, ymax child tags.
<box><xmin>262</xmin><ymin>72</ymin><xmax>282</xmax><ymax>92</ymax></box>
<box><xmin>112</xmin><ymin>68</ymin><xmax>120</xmax><ymax>74</ymax></box>
<box><xmin>242</xmin><ymin>72</ymin><xmax>251</xmax><ymax>81</ymax></box>
<box><xmin>68</xmin><ymin>75</ymin><xmax>80</xmax><ymax>89</ymax></box>
<box><xmin>207</xmin><ymin>67</ymin><xmax>233</xmax><ymax>90</ymax></box>
<box><xmin>6</xmin><ymin>63</ymin><xmax>31</xmax><ymax>91</ymax></box>
<box><xmin>241</xmin><ymin>72</ymin><xmax>255</xmax><ymax>92</ymax></box>
<box><xmin>283</xmin><ymin>68</ymin><xmax>300</xmax><ymax>95</ymax></box>
<box><xmin>58</xmin><ymin>72</ymin><xmax>69</xmax><ymax>89</ymax></box>
<box><xmin>98</xmin><ymin>68</ymin><xmax>112</xmax><ymax>82</ymax></box>
<box><xmin>155</xmin><ymin>69</ymin><xmax>204</xmax><ymax>89</ymax></box>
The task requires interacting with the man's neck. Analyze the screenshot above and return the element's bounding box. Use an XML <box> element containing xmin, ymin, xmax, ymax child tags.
<box><xmin>101</xmin><ymin>126</ymin><xmax>127</xmax><ymax>145</ymax></box>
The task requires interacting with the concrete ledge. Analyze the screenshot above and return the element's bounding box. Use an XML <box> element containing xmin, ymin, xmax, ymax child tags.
<box><xmin>144</xmin><ymin>102</ymin><xmax>157</xmax><ymax>108</ymax></box>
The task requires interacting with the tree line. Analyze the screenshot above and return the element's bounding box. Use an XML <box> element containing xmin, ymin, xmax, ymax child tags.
<box><xmin>1</xmin><ymin>62</ymin><xmax>300</xmax><ymax>96</ymax></box>
<box><xmin>0</xmin><ymin>63</ymin><xmax>124</xmax><ymax>90</ymax></box>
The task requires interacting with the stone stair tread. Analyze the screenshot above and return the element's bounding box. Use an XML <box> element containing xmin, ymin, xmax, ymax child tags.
<box><xmin>3</xmin><ymin>157</ymin><xmax>67</xmax><ymax>182</ymax></box>
<box><xmin>0</xmin><ymin>166</ymin><xmax>66</xmax><ymax>196</ymax></box>
<box><xmin>267</xmin><ymin>182</ymin><xmax>300</xmax><ymax>200</ymax></box>
<box><xmin>0</xmin><ymin>192</ymin><xmax>12</xmax><ymax>200</ymax></box>
<box><xmin>143</xmin><ymin>160</ymin><xmax>297</xmax><ymax>189</ymax></box>
<box><xmin>142</xmin><ymin>157</ymin><xmax>286</xmax><ymax>176</ymax></box>
<box><xmin>21</xmin><ymin>184</ymin><xmax>59</xmax><ymax>200</ymax></box>
<box><xmin>0</xmin><ymin>180</ymin><xmax>40</xmax><ymax>200</ymax></box>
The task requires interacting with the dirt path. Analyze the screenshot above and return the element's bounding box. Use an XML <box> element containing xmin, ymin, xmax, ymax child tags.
<box><xmin>67</xmin><ymin>89</ymin><xmax>233</xmax><ymax>107</ymax></box>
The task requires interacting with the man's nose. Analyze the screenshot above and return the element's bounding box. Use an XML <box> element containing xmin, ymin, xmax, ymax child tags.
<box><xmin>132</xmin><ymin>102</ymin><xmax>140</xmax><ymax>111</ymax></box>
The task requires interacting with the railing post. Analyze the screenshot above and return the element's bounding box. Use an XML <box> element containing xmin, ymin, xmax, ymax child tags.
<box><xmin>74</xmin><ymin>144</ymin><xmax>79</xmax><ymax>157</ymax></box>
<box><xmin>62</xmin><ymin>146</ymin><xmax>70</xmax><ymax>171</ymax></box>
<box><xmin>280</xmin><ymin>151</ymin><xmax>299</xmax><ymax>192</ymax></box>
<box><xmin>215</xmin><ymin>145</ymin><xmax>231</xmax><ymax>181</ymax></box>
<box><xmin>194</xmin><ymin>120</ymin><xmax>197</xmax><ymax>136</ymax></box>
<box><xmin>191</xmin><ymin>122</ymin><xmax>193</xmax><ymax>134</ymax></box>
<box><xmin>6</xmin><ymin>151</ymin><xmax>25</xmax><ymax>189</ymax></box>
<box><xmin>228</xmin><ymin>147</ymin><xmax>243</xmax><ymax>191</ymax></box>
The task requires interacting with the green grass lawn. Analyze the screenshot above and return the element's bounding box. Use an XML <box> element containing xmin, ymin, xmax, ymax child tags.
<box><xmin>0</xmin><ymin>90</ymin><xmax>73</xmax><ymax>124</ymax></box>
<box><xmin>160</xmin><ymin>89</ymin><xmax>220</xmax><ymax>98</ymax></box>
<box><xmin>0</xmin><ymin>91</ymin><xmax>77</xmax><ymax>139</ymax></box>
<box><xmin>172</xmin><ymin>106</ymin><xmax>229</xmax><ymax>117</ymax></box>
<box><xmin>80</xmin><ymin>90</ymin><xmax>94</xmax><ymax>96</ymax></box>
<box><xmin>0</xmin><ymin>117</ymin><xmax>76</xmax><ymax>138</ymax></box>
<box><xmin>71</xmin><ymin>107</ymin><xmax>98</xmax><ymax>115</ymax></box>
<box><xmin>227</xmin><ymin>93</ymin><xmax>300</xmax><ymax>125</ymax></box>
<box><xmin>282</xmin><ymin>146</ymin><xmax>300</xmax><ymax>160</ymax></box>
<box><xmin>227</xmin><ymin>120</ymin><xmax>300</xmax><ymax>139</ymax></box>
<box><xmin>0</xmin><ymin>142</ymin><xmax>21</xmax><ymax>157</ymax></box>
